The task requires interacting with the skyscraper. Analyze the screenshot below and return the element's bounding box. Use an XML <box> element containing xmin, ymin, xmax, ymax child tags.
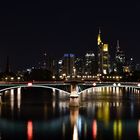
<box><xmin>97</xmin><ymin>29</ymin><xmax>110</xmax><ymax>75</ymax></box>
<box><xmin>84</xmin><ymin>51</ymin><xmax>97</xmax><ymax>75</ymax></box>
<box><xmin>63</xmin><ymin>54</ymin><xmax>75</xmax><ymax>77</ymax></box>
<box><xmin>115</xmin><ymin>40</ymin><xmax>125</xmax><ymax>64</ymax></box>
<box><xmin>115</xmin><ymin>40</ymin><xmax>126</xmax><ymax>74</ymax></box>
<box><xmin>75</xmin><ymin>57</ymin><xmax>83</xmax><ymax>76</ymax></box>
<box><xmin>41</xmin><ymin>51</ymin><xmax>55</xmax><ymax>74</ymax></box>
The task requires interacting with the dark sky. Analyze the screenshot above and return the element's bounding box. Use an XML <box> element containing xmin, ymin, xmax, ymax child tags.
<box><xmin>0</xmin><ymin>2</ymin><xmax>140</xmax><ymax>71</ymax></box>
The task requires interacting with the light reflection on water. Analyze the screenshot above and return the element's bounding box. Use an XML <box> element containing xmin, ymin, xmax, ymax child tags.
<box><xmin>0</xmin><ymin>87</ymin><xmax>140</xmax><ymax>139</ymax></box>
<box><xmin>27</xmin><ymin>121</ymin><xmax>33</xmax><ymax>140</ymax></box>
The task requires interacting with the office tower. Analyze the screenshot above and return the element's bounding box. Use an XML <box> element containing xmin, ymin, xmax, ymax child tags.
<box><xmin>41</xmin><ymin>51</ymin><xmax>55</xmax><ymax>73</ymax></box>
<box><xmin>128</xmin><ymin>57</ymin><xmax>135</xmax><ymax>72</ymax></box>
<box><xmin>84</xmin><ymin>51</ymin><xmax>97</xmax><ymax>75</ymax></box>
<box><xmin>115</xmin><ymin>40</ymin><xmax>125</xmax><ymax>64</ymax></box>
<box><xmin>63</xmin><ymin>54</ymin><xmax>75</xmax><ymax>77</ymax></box>
<box><xmin>75</xmin><ymin>57</ymin><xmax>83</xmax><ymax>76</ymax></box>
<box><xmin>115</xmin><ymin>40</ymin><xmax>126</xmax><ymax>74</ymax></box>
<box><xmin>58</xmin><ymin>59</ymin><xmax>63</xmax><ymax>74</ymax></box>
<box><xmin>97</xmin><ymin>29</ymin><xmax>110</xmax><ymax>75</ymax></box>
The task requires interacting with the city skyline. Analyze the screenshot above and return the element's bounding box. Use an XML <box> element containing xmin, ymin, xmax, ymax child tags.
<box><xmin>1</xmin><ymin>2</ymin><xmax>140</xmax><ymax>140</ymax></box>
<box><xmin>0</xmin><ymin>2</ymin><xmax>140</xmax><ymax>71</ymax></box>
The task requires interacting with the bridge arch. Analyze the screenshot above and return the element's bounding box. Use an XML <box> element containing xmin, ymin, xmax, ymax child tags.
<box><xmin>78</xmin><ymin>85</ymin><xmax>140</xmax><ymax>95</ymax></box>
<box><xmin>0</xmin><ymin>85</ymin><xmax>71</xmax><ymax>95</ymax></box>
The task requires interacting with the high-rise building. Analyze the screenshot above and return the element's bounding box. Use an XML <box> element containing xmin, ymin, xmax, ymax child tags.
<box><xmin>97</xmin><ymin>29</ymin><xmax>110</xmax><ymax>75</ymax></box>
<box><xmin>115</xmin><ymin>40</ymin><xmax>125</xmax><ymax>64</ymax></box>
<box><xmin>58</xmin><ymin>59</ymin><xmax>63</xmax><ymax>76</ymax></box>
<box><xmin>84</xmin><ymin>51</ymin><xmax>97</xmax><ymax>75</ymax></box>
<box><xmin>75</xmin><ymin>57</ymin><xmax>83</xmax><ymax>76</ymax></box>
<box><xmin>115</xmin><ymin>40</ymin><xmax>126</xmax><ymax>74</ymax></box>
<box><xmin>127</xmin><ymin>57</ymin><xmax>135</xmax><ymax>72</ymax></box>
<box><xmin>41</xmin><ymin>51</ymin><xmax>55</xmax><ymax>73</ymax></box>
<box><xmin>62</xmin><ymin>53</ymin><xmax>75</xmax><ymax>77</ymax></box>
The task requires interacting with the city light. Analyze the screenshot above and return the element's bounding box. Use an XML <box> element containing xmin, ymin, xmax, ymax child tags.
<box><xmin>28</xmin><ymin>83</ymin><xmax>32</xmax><ymax>87</ymax></box>
<box><xmin>52</xmin><ymin>76</ymin><xmax>55</xmax><ymax>79</ymax></box>
<box><xmin>17</xmin><ymin>77</ymin><xmax>21</xmax><ymax>80</ymax></box>
<box><xmin>0</xmin><ymin>3</ymin><xmax>140</xmax><ymax>140</ymax></box>
<box><xmin>113</xmin><ymin>83</ymin><xmax>116</xmax><ymax>86</ymax></box>
<box><xmin>118</xmin><ymin>83</ymin><xmax>121</xmax><ymax>86</ymax></box>
<box><xmin>93</xmin><ymin>83</ymin><xmax>96</xmax><ymax>86</ymax></box>
<box><xmin>103</xmin><ymin>44</ymin><xmax>108</xmax><ymax>52</ymax></box>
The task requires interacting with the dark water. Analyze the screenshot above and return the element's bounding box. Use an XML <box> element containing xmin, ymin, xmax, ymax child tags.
<box><xmin>1</xmin><ymin>87</ymin><xmax>140</xmax><ymax>140</ymax></box>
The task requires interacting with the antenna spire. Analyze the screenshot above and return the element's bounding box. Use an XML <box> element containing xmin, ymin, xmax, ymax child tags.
<box><xmin>97</xmin><ymin>27</ymin><xmax>102</xmax><ymax>45</ymax></box>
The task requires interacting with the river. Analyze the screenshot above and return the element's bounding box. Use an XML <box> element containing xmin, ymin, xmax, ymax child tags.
<box><xmin>0</xmin><ymin>86</ymin><xmax>140</xmax><ymax>140</ymax></box>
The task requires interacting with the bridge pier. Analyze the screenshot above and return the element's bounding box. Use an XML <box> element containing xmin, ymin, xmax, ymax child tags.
<box><xmin>69</xmin><ymin>82</ymin><xmax>79</xmax><ymax>107</ymax></box>
<box><xmin>69</xmin><ymin>97</ymin><xmax>79</xmax><ymax>107</ymax></box>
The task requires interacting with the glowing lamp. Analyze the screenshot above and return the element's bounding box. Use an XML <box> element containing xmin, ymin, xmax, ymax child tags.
<box><xmin>118</xmin><ymin>83</ymin><xmax>121</xmax><ymax>86</ymax></box>
<box><xmin>93</xmin><ymin>83</ymin><xmax>96</xmax><ymax>86</ymax></box>
<box><xmin>113</xmin><ymin>83</ymin><xmax>116</xmax><ymax>86</ymax></box>
<box><xmin>28</xmin><ymin>83</ymin><xmax>32</xmax><ymax>87</ymax></box>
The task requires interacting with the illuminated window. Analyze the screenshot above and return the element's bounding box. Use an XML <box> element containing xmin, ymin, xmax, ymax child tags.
<box><xmin>103</xmin><ymin>44</ymin><xmax>108</xmax><ymax>52</ymax></box>
<box><xmin>103</xmin><ymin>69</ymin><xmax>107</xmax><ymax>74</ymax></box>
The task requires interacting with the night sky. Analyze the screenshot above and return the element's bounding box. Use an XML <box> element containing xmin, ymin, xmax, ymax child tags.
<box><xmin>0</xmin><ymin>2</ymin><xmax>140</xmax><ymax>71</ymax></box>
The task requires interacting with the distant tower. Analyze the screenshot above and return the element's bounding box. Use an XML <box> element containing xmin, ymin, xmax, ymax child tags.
<box><xmin>115</xmin><ymin>40</ymin><xmax>125</xmax><ymax>64</ymax></box>
<box><xmin>116</xmin><ymin>40</ymin><xmax>120</xmax><ymax>52</ymax></box>
<box><xmin>75</xmin><ymin>57</ymin><xmax>83</xmax><ymax>76</ymax></box>
<box><xmin>5</xmin><ymin>56</ymin><xmax>10</xmax><ymax>73</ymax></box>
<box><xmin>115</xmin><ymin>40</ymin><xmax>126</xmax><ymax>74</ymax></box>
<box><xmin>97</xmin><ymin>28</ymin><xmax>102</xmax><ymax>74</ymax></box>
<box><xmin>97</xmin><ymin>28</ymin><xmax>102</xmax><ymax>46</ymax></box>
<box><xmin>42</xmin><ymin>51</ymin><xmax>55</xmax><ymax>73</ymax></box>
<box><xmin>97</xmin><ymin>29</ymin><xmax>110</xmax><ymax>75</ymax></box>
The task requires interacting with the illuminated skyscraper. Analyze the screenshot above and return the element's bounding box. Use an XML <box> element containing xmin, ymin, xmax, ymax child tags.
<box><xmin>75</xmin><ymin>57</ymin><xmax>83</xmax><ymax>76</ymax></box>
<box><xmin>115</xmin><ymin>40</ymin><xmax>126</xmax><ymax>74</ymax></box>
<box><xmin>84</xmin><ymin>51</ymin><xmax>97</xmax><ymax>75</ymax></box>
<box><xmin>58</xmin><ymin>59</ymin><xmax>63</xmax><ymax>76</ymax></box>
<box><xmin>63</xmin><ymin>54</ymin><xmax>75</xmax><ymax>77</ymax></box>
<box><xmin>115</xmin><ymin>40</ymin><xmax>125</xmax><ymax>64</ymax></box>
<box><xmin>97</xmin><ymin>29</ymin><xmax>110</xmax><ymax>75</ymax></box>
